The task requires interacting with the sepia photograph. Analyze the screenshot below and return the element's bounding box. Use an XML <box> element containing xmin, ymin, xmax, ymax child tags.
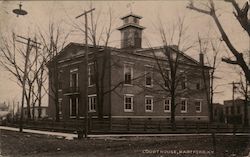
<box><xmin>0</xmin><ymin>0</ymin><xmax>250</xmax><ymax>156</ymax></box>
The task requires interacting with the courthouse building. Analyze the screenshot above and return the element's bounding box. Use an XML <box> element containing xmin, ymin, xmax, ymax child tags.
<box><xmin>48</xmin><ymin>13</ymin><xmax>211</xmax><ymax>122</ymax></box>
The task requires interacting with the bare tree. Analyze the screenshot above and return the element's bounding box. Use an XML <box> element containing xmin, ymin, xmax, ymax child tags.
<box><xmin>69</xmin><ymin>5</ymin><xmax>119</xmax><ymax>119</ymax></box>
<box><xmin>187</xmin><ymin>0</ymin><xmax>250</xmax><ymax>83</ymax></box>
<box><xmin>39</xmin><ymin>22</ymin><xmax>71</xmax><ymax>122</ymax></box>
<box><xmin>145</xmin><ymin>17</ymin><xmax>204</xmax><ymax>129</ymax></box>
<box><xmin>198</xmin><ymin>35</ymin><xmax>222</xmax><ymax>122</ymax></box>
<box><xmin>0</xmin><ymin>33</ymin><xmax>44</xmax><ymax>121</ymax></box>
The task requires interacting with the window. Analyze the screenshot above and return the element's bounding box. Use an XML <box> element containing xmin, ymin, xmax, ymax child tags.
<box><xmin>124</xmin><ymin>94</ymin><xmax>133</xmax><ymax>112</ymax></box>
<box><xmin>123</xmin><ymin>31</ymin><xmax>129</xmax><ymax>48</ymax></box>
<box><xmin>135</xmin><ymin>31</ymin><xmax>139</xmax><ymax>39</ymax></box>
<box><xmin>145</xmin><ymin>68</ymin><xmax>153</xmax><ymax>87</ymax></box>
<box><xmin>195</xmin><ymin>100</ymin><xmax>202</xmax><ymax>113</ymax></box>
<box><xmin>164</xmin><ymin>98</ymin><xmax>171</xmax><ymax>112</ymax></box>
<box><xmin>88</xmin><ymin>63</ymin><xmax>95</xmax><ymax>87</ymax></box>
<box><xmin>70</xmin><ymin>69</ymin><xmax>78</xmax><ymax>88</ymax></box>
<box><xmin>164</xmin><ymin>70</ymin><xmax>170</xmax><ymax>88</ymax></box>
<box><xmin>88</xmin><ymin>94</ymin><xmax>96</xmax><ymax>112</ymax></box>
<box><xmin>180</xmin><ymin>99</ymin><xmax>187</xmax><ymax>113</ymax></box>
<box><xmin>58</xmin><ymin>98</ymin><xmax>62</xmax><ymax>116</ymax></box>
<box><xmin>196</xmin><ymin>80</ymin><xmax>201</xmax><ymax>90</ymax></box>
<box><xmin>58</xmin><ymin>70</ymin><xmax>63</xmax><ymax>90</ymax></box>
<box><xmin>181</xmin><ymin>76</ymin><xmax>187</xmax><ymax>89</ymax></box>
<box><xmin>124</xmin><ymin>64</ymin><xmax>133</xmax><ymax>85</ymax></box>
<box><xmin>145</xmin><ymin>96</ymin><xmax>153</xmax><ymax>112</ymax></box>
<box><xmin>124</xmin><ymin>18</ymin><xmax>129</xmax><ymax>24</ymax></box>
<box><xmin>70</xmin><ymin>97</ymin><xmax>78</xmax><ymax>117</ymax></box>
<box><xmin>226</xmin><ymin>107</ymin><xmax>229</xmax><ymax>115</ymax></box>
<box><xmin>133</xmin><ymin>17</ymin><xmax>138</xmax><ymax>23</ymax></box>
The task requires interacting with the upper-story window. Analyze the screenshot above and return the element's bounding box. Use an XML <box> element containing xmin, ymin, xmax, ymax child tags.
<box><xmin>164</xmin><ymin>69</ymin><xmax>171</xmax><ymax>88</ymax></box>
<box><xmin>195</xmin><ymin>100</ymin><xmax>202</xmax><ymax>113</ymax></box>
<box><xmin>145</xmin><ymin>96</ymin><xmax>153</xmax><ymax>112</ymax></box>
<box><xmin>124</xmin><ymin>63</ymin><xmax>133</xmax><ymax>85</ymax></box>
<box><xmin>88</xmin><ymin>94</ymin><xmax>96</xmax><ymax>112</ymax></box>
<box><xmin>133</xmin><ymin>17</ymin><xmax>138</xmax><ymax>24</ymax></box>
<box><xmin>70</xmin><ymin>68</ymin><xmax>78</xmax><ymax>88</ymax></box>
<box><xmin>58</xmin><ymin>70</ymin><xmax>63</xmax><ymax>90</ymax></box>
<box><xmin>124</xmin><ymin>94</ymin><xmax>134</xmax><ymax>112</ymax></box>
<box><xmin>124</xmin><ymin>18</ymin><xmax>129</xmax><ymax>24</ymax></box>
<box><xmin>134</xmin><ymin>31</ymin><xmax>139</xmax><ymax>39</ymax></box>
<box><xmin>164</xmin><ymin>98</ymin><xmax>171</xmax><ymax>112</ymax></box>
<box><xmin>180</xmin><ymin>98</ymin><xmax>187</xmax><ymax>113</ymax></box>
<box><xmin>88</xmin><ymin>63</ymin><xmax>95</xmax><ymax>87</ymax></box>
<box><xmin>181</xmin><ymin>75</ymin><xmax>187</xmax><ymax>90</ymax></box>
<box><xmin>196</xmin><ymin>79</ymin><xmax>202</xmax><ymax>90</ymax></box>
<box><xmin>145</xmin><ymin>67</ymin><xmax>153</xmax><ymax>87</ymax></box>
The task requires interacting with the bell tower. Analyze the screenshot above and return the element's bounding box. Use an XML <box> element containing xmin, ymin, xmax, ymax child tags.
<box><xmin>117</xmin><ymin>13</ymin><xmax>145</xmax><ymax>49</ymax></box>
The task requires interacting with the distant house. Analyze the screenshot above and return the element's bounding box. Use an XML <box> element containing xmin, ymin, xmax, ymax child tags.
<box><xmin>48</xmin><ymin>13</ymin><xmax>211</xmax><ymax>123</ymax></box>
<box><xmin>23</xmin><ymin>106</ymin><xmax>48</xmax><ymax>120</ymax></box>
<box><xmin>0</xmin><ymin>102</ymin><xmax>9</xmax><ymax>121</ymax></box>
<box><xmin>223</xmin><ymin>99</ymin><xmax>250</xmax><ymax>125</ymax></box>
<box><xmin>213</xmin><ymin>103</ymin><xmax>224</xmax><ymax>123</ymax></box>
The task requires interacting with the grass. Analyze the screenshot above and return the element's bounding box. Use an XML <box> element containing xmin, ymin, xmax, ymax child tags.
<box><xmin>0</xmin><ymin>130</ymin><xmax>250</xmax><ymax>157</ymax></box>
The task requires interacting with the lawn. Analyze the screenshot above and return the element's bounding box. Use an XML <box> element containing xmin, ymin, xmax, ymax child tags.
<box><xmin>0</xmin><ymin>130</ymin><xmax>250</xmax><ymax>157</ymax></box>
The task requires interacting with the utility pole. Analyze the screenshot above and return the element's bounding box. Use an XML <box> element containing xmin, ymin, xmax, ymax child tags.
<box><xmin>229</xmin><ymin>82</ymin><xmax>240</xmax><ymax>113</ymax></box>
<box><xmin>15</xmin><ymin>35</ymin><xmax>41</xmax><ymax>132</ymax></box>
<box><xmin>76</xmin><ymin>8</ymin><xmax>95</xmax><ymax>138</ymax></box>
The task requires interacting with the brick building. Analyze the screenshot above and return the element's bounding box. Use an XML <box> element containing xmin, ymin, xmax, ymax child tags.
<box><xmin>213</xmin><ymin>103</ymin><xmax>224</xmax><ymax>123</ymax></box>
<box><xmin>223</xmin><ymin>99</ymin><xmax>250</xmax><ymax>125</ymax></box>
<box><xmin>48</xmin><ymin>13</ymin><xmax>210</xmax><ymax>122</ymax></box>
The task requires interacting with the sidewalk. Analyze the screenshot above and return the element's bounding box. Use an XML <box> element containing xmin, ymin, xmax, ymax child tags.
<box><xmin>1</xmin><ymin>126</ymin><xmax>250</xmax><ymax>139</ymax></box>
<box><xmin>0</xmin><ymin>126</ymin><xmax>77</xmax><ymax>140</ymax></box>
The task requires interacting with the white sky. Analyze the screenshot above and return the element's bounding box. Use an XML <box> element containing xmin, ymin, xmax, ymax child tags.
<box><xmin>0</xmin><ymin>0</ymin><xmax>249</xmax><ymax>105</ymax></box>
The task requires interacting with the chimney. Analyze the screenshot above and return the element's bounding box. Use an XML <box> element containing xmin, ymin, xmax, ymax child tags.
<box><xmin>199</xmin><ymin>53</ymin><xmax>204</xmax><ymax>65</ymax></box>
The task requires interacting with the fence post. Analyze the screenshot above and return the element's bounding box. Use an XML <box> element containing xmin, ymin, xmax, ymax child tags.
<box><xmin>109</xmin><ymin>116</ymin><xmax>112</xmax><ymax>131</ymax></box>
<box><xmin>207</xmin><ymin>123</ymin><xmax>210</xmax><ymax>132</ymax></box>
<box><xmin>233</xmin><ymin>124</ymin><xmax>236</xmax><ymax>136</ymax></box>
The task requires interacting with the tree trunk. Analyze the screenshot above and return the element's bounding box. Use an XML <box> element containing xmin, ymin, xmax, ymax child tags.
<box><xmin>244</xmin><ymin>92</ymin><xmax>249</xmax><ymax>126</ymax></box>
<box><xmin>25</xmin><ymin>87</ymin><xmax>32</xmax><ymax>120</ymax></box>
<box><xmin>38</xmin><ymin>86</ymin><xmax>42</xmax><ymax>119</ymax></box>
<box><xmin>170</xmin><ymin>95</ymin><xmax>176</xmax><ymax>130</ymax></box>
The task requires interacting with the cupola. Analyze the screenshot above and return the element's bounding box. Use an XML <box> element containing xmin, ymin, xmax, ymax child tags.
<box><xmin>117</xmin><ymin>13</ymin><xmax>145</xmax><ymax>49</ymax></box>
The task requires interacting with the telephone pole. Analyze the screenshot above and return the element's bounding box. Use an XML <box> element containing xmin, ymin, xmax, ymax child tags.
<box><xmin>76</xmin><ymin>8</ymin><xmax>95</xmax><ymax>138</ymax></box>
<box><xmin>15</xmin><ymin>35</ymin><xmax>41</xmax><ymax>132</ymax></box>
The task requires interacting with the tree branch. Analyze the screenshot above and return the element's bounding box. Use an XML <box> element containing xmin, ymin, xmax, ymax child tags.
<box><xmin>221</xmin><ymin>57</ymin><xmax>238</xmax><ymax>65</ymax></box>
